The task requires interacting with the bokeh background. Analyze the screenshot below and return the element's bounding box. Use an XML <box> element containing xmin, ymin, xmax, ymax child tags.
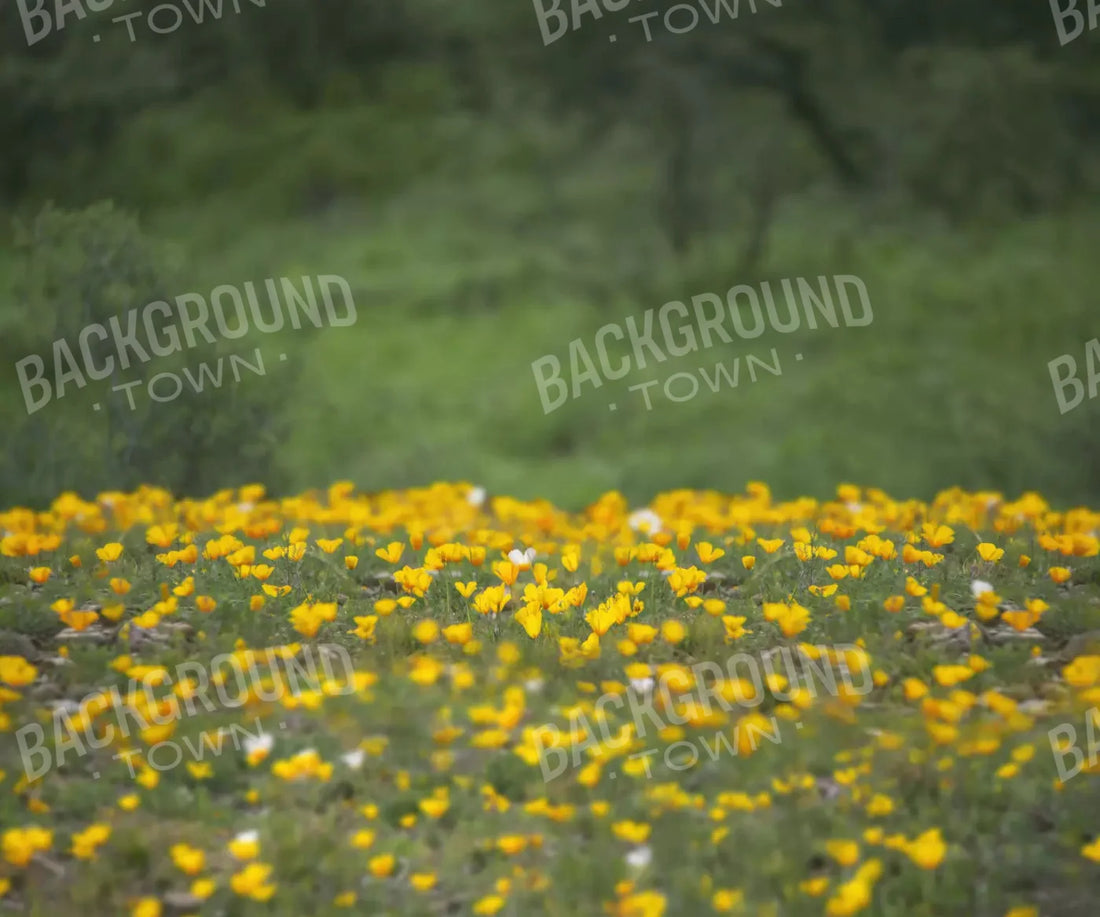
<box><xmin>1</xmin><ymin>0</ymin><xmax>1099</xmax><ymax>510</ymax></box>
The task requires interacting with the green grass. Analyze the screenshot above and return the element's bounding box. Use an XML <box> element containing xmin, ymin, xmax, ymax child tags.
<box><xmin>0</xmin><ymin>101</ymin><xmax>1098</xmax><ymax>511</ymax></box>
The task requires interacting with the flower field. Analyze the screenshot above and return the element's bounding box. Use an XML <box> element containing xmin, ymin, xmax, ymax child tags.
<box><xmin>2</xmin><ymin>481</ymin><xmax>1100</xmax><ymax>916</ymax></box>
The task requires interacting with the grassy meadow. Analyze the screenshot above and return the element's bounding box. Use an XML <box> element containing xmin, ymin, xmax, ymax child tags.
<box><xmin>1</xmin><ymin>106</ymin><xmax>1099</xmax><ymax>510</ymax></box>
<box><xmin>2</xmin><ymin>7</ymin><xmax>1100</xmax><ymax>915</ymax></box>
<box><xmin>1</xmin><ymin>482</ymin><xmax>1100</xmax><ymax>916</ymax></box>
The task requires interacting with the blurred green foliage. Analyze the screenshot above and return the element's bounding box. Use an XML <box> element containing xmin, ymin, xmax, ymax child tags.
<box><xmin>0</xmin><ymin>203</ymin><xmax>295</xmax><ymax>506</ymax></box>
<box><xmin>0</xmin><ymin>0</ymin><xmax>1098</xmax><ymax>509</ymax></box>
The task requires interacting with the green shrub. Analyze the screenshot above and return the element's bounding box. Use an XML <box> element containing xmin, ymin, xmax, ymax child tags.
<box><xmin>0</xmin><ymin>201</ymin><xmax>295</xmax><ymax>508</ymax></box>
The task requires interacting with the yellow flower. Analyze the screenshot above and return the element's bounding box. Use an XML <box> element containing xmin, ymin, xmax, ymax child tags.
<box><xmin>376</xmin><ymin>541</ymin><xmax>405</xmax><ymax>563</ymax></box>
<box><xmin>774</xmin><ymin>603</ymin><xmax>811</xmax><ymax>638</ymax></box>
<box><xmin>408</xmin><ymin>655</ymin><xmax>444</xmax><ymax>686</ymax></box>
<box><xmin>612</xmin><ymin>821</ymin><xmax>651</xmax><ymax>844</ymax></box>
<box><xmin>800</xmin><ymin>877</ymin><xmax>830</xmax><ymax>896</ymax></box>
<box><xmin>721</xmin><ymin>616</ymin><xmax>749</xmax><ymax>642</ymax></box>
<box><xmin>939</xmin><ymin>610</ymin><xmax>968</xmax><ymax>629</ymax></box>
<box><xmin>1012</xmin><ymin>744</ymin><xmax>1035</xmax><ymax>763</ymax></box>
<box><xmin>96</xmin><ymin>542</ymin><xmax>124</xmax><ymax>562</ymax></box>
<box><xmin>191</xmin><ymin>878</ymin><xmax>216</xmax><ymax>900</ymax></box>
<box><xmin>824</xmin><ymin>878</ymin><xmax>871</xmax><ymax>916</ymax></box>
<box><xmin>70</xmin><ymin>823</ymin><xmax>111</xmax><ymax>860</ymax></box>
<box><xmin>439</xmin><ymin>622</ymin><xmax>471</xmax><ymax>645</ymax></box>
<box><xmin>1049</xmin><ymin>566</ymin><xmax>1072</xmax><ymax>584</ymax></box>
<box><xmin>921</xmin><ymin>524</ymin><xmax>955</xmax><ymax>548</ymax></box>
<box><xmin>903</xmin><ymin>828</ymin><xmax>947</xmax><ymax>869</ymax></box>
<box><xmin>0</xmin><ymin>656</ymin><xmax>37</xmax><ymax>687</ymax></box>
<box><xmin>410</xmin><ymin>872</ymin><xmax>436</xmax><ymax>891</ymax></box>
<box><xmin>368</xmin><ymin>853</ymin><xmax>396</xmax><ymax>877</ymax></box>
<box><xmin>613</xmin><ymin>889</ymin><xmax>667</xmax><ymax>916</ymax></box>
<box><xmin>825</xmin><ymin>839</ymin><xmax>860</xmax><ymax>867</ymax></box>
<box><xmin>374</xmin><ymin>598</ymin><xmax>398</xmax><ymax>616</ymax></box>
<box><xmin>3</xmin><ymin>826</ymin><xmax>53</xmax><ymax>866</ymax></box>
<box><xmin>228</xmin><ymin>830</ymin><xmax>260</xmax><ymax>860</ymax></box>
<box><xmin>130</xmin><ymin>898</ymin><xmax>161</xmax><ymax>917</ymax></box>
<box><xmin>170</xmin><ymin>577</ymin><xmax>195</xmax><ymax>597</ymax></box>
<box><xmin>695</xmin><ymin>541</ymin><xmax>725</xmax><ymax>563</ymax></box>
<box><xmin>932</xmin><ymin>665</ymin><xmax>976</xmax><ymax>687</ymax></box>
<box><xmin>1081</xmin><ymin>837</ymin><xmax>1100</xmax><ymax>862</ymax></box>
<box><xmin>350</xmin><ymin>615</ymin><xmax>378</xmax><ymax>642</ymax></box>
<box><xmin>61</xmin><ymin>606</ymin><xmax>101</xmax><ymax>630</ymax></box>
<box><xmin>661</xmin><ymin>620</ymin><xmax>686</xmax><ymax>644</ymax></box>
<box><xmin>350</xmin><ymin>829</ymin><xmax>375</xmax><ymax>849</ymax></box>
<box><xmin>474</xmin><ymin>895</ymin><xmax>506</xmax><ymax>915</ymax></box>
<box><xmin>515</xmin><ymin>603</ymin><xmax>542</xmax><ymax>639</ymax></box>
<box><xmin>230</xmin><ymin>862</ymin><xmax>276</xmax><ymax>901</ymax></box>
<box><xmin>711</xmin><ymin>889</ymin><xmax>744</xmax><ymax>911</ymax></box>
<box><xmin>1064</xmin><ymin>656</ymin><xmax>1100</xmax><ymax>688</ymax></box>
<box><xmin>865</xmin><ymin>794</ymin><xmax>894</xmax><ymax>817</ymax></box>
<box><xmin>976</xmin><ymin>542</ymin><xmax>1004</xmax><ymax>562</ymax></box>
<box><xmin>170</xmin><ymin>843</ymin><xmax>206</xmax><ymax>875</ymax></box>
<box><xmin>473</xmin><ymin>585</ymin><xmax>511</xmax><ymax>616</ymax></box>
<box><xmin>699</xmin><ymin>598</ymin><xmax>725</xmax><ymax>618</ymax></box>
<box><xmin>413</xmin><ymin>620</ymin><xmax>439</xmax><ymax>644</ymax></box>
<box><xmin>419</xmin><ymin>797</ymin><xmax>450</xmax><ymax>818</ymax></box>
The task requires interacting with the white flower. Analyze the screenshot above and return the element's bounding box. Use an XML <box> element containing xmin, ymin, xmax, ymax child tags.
<box><xmin>508</xmin><ymin>547</ymin><xmax>536</xmax><ymax>569</ymax></box>
<box><xmin>234</xmin><ymin>829</ymin><xmax>259</xmax><ymax>844</ymax></box>
<box><xmin>971</xmin><ymin>580</ymin><xmax>993</xmax><ymax>597</ymax></box>
<box><xmin>242</xmin><ymin>733</ymin><xmax>274</xmax><ymax>757</ymax></box>
<box><xmin>236</xmin><ymin>502</ymin><xmax>255</xmax><ymax>514</ymax></box>
<box><xmin>467</xmin><ymin>486</ymin><xmax>487</xmax><ymax>507</ymax></box>
<box><xmin>341</xmin><ymin>749</ymin><xmax>365</xmax><ymax>770</ymax></box>
<box><xmin>524</xmin><ymin>678</ymin><xmax>545</xmax><ymax>694</ymax></box>
<box><xmin>625</xmin><ymin>846</ymin><xmax>652</xmax><ymax>870</ymax></box>
<box><xmin>628</xmin><ymin>509</ymin><xmax>663</xmax><ymax>535</ymax></box>
<box><xmin>629</xmin><ymin>677</ymin><xmax>655</xmax><ymax>694</ymax></box>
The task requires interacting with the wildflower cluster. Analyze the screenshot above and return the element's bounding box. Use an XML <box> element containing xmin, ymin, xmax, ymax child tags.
<box><xmin>0</xmin><ymin>481</ymin><xmax>1097</xmax><ymax>915</ymax></box>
